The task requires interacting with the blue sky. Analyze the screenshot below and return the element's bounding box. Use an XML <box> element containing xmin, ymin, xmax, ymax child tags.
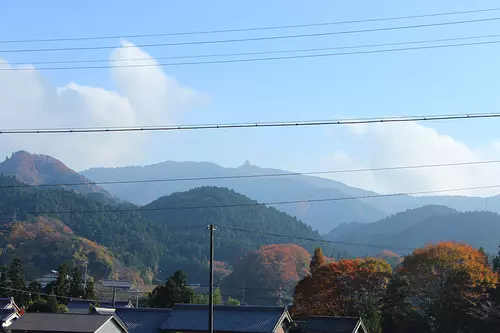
<box><xmin>1</xmin><ymin>0</ymin><xmax>500</xmax><ymax>195</ymax></box>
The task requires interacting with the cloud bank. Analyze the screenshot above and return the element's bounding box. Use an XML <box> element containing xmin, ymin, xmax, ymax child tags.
<box><xmin>0</xmin><ymin>40</ymin><xmax>204</xmax><ymax>169</ymax></box>
<box><xmin>324</xmin><ymin>122</ymin><xmax>500</xmax><ymax>196</ymax></box>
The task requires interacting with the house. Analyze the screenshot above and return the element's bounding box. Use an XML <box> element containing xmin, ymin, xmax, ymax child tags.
<box><xmin>113</xmin><ymin>307</ymin><xmax>172</xmax><ymax>333</ymax></box>
<box><xmin>8</xmin><ymin>313</ymin><xmax>128</xmax><ymax>333</ymax></box>
<box><xmin>101</xmin><ymin>280</ymin><xmax>132</xmax><ymax>291</ymax></box>
<box><xmin>161</xmin><ymin>304</ymin><xmax>292</xmax><ymax>333</ymax></box>
<box><xmin>67</xmin><ymin>299</ymin><xmax>134</xmax><ymax>314</ymax></box>
<box><xmin>0</xmin><ymin>297</ymin><xmax>21</xmax><ymax>312</ymax></box>
<box><xmin>0</xmin><ymin>308</ymin><xmax>20</xmax><ymax>329</ymax></box>
<box><xmin>301</xmin><ymin>316</ymin><xmax>368</xmax><ymax>333</ymax></box>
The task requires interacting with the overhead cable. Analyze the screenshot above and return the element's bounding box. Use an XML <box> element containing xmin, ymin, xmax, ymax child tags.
<box><xmin>1</xmin><ymin>16</ymin><xmax>499</xmax><ymax>53</ymax></box>
<box><xmin>1</xmin><ymin>112</ymin><xmax>499</xmax><ymax>134</ymax></box>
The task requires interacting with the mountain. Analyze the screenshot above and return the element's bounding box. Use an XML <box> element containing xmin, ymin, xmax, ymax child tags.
<box><xmin>0</xmin><ymin>216</ymin><xmax>140</xmax><ymax>283</ymax></box>
<box><xmin>82</xmin><ymin>161</ymin><xmax>387</xmax><ymax>233</ymax></box>
<box><xmin>0</xmin><ymin>151</ymin><xmax>112</xmax><ymax>199</ymax></box>
<box><xmin>325</xmin><ymin>205</ymin><xmax>500</xmax><ymax>256</ymax></box>
<box><xmin>0</xmin><ymin>175</ymin><xmax>335</xmax><ymax>284</ymax></box>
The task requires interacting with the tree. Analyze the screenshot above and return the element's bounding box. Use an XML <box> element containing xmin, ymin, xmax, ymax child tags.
<box><xmin>382</xmin><ymin>242</ymin><xmax>497</xmax><ymax>333</ymax></box>
<box><xmin>226</xmin><ymin>297</ymin><xmax>240</xmax><ymax>305</ymax></box>
<box><xmin>53</xmin><ymin>264</ymin><xmax>70</xmax><ymax>303</ymax></box>
<box><xmin>213</xmin><ymin>287</ymin><xmax>223</xmax><ymax>305</ymax></box>
<box><xmin>147</xmin><ymin>270</ymin><xmax>194</xmax><ymax>308</ymax></box>
<box><xmin>191</xmin><ymin>293</ymin><xmax>208</xmax><ymax>304</ymax></box>
<box><xmin>8</xmin><ymin>258</ymin><xmax>26</xmax><ymax>305</ymax></box>
<box><xmin>310</xmin><ymin>248</ymin><xmax>326</xmax><ymax>273</ymax></box>
<box><xmin>27</xmin><ymin>281</ymin><xmax>41</xmax><ymax>302</ymax></box>
<box><xmin>0</xmin><ymin>266</ymin><xmax>9</xmax><ymax>298</ymax></box>
<box><xmin>221</xmin><ymin>244</ymin><xmax>310</xmax><ymax>306</ymax></box>
<box><xmin>26</xmin><ymin>300</ymin><xmax>54</xmax><ymax>313</ymax></box>
<box><xmin>493</xmin><ymin>245</ymin><xmax>500</xmax><ymax>273</ymax></box>
<box><xmin>69</xmin><ymin>267</ymin><xmax>85</xmax><ymax>298</ymax></box>
<box><xmin>292</xmin><ymin>257</ymin><xmax>391</xmax><ymax>333</ymax></box>
<box><xmin>84</xmin><ymin>278</ymin><xmax>97</xmax><ymax>300</ymax></box>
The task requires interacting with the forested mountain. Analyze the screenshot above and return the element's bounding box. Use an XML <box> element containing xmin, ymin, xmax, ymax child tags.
<box><xmin>82</xmin><ymin>159</ymin><xmax>500</xmax><ymax>233</ymax></box>
<box><xmin>82</xmin><ymin>160</ymin><xmax>386</xmax><ymax>232</ymax></box>
<box><xmin>0</xmin><ymin>151</ymin><xmax>112</xmax><ymax>199</ymax></box>
<box><xmin>0</xmin><ymin>176</ymin><xmax>334</xmax><ymax>284</ymax></box>
<box><xmin>325</xmin><ymin>205</ymin><xmax>500</xmax><ymax>256</ymax></box>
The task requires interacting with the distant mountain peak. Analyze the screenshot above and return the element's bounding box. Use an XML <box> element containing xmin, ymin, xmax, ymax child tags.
<box><xmin>1</xmin><ymin>150</ymin><xmax>111</xmax><ymax>198</ymax></box>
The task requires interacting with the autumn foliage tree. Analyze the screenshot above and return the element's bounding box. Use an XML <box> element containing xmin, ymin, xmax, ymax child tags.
<box><xmin>381</xmin><ymin>242</ymin><xmax>498</xmax><ymax>333</ymax></box>
<box><xmin>292</xmin><ymin>257</ymin><xmax>391</xmax><ymax>333</ymax></box>
<box><xmin>221</xmin><ymin>244</ymin><xmax>311</xmax><ymax>305</ymax></box>
<box><xmin>310</xmin><ymin>248</ymin><xmax>326</xmax><ymax>273</ymax></box>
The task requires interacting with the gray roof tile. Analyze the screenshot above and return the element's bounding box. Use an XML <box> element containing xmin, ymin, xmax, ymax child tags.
<box><xmin>302</xmin><ymin>316</ymin><xmax>360</xmax><ymax>333</ymax></box>
<box><xmin>161</xmin><ymin>304</ymin><xmax>288</xmax><ymax>333</ymax></box>
<box><xmin>115</xmin><ymin>308</ymin><xmax>171</xmax><ymax>333</ymax></box>
<box><xmin>8</xmin><ymin>313</ymin><xmax>123</xmax><ymax>332</ymax></box>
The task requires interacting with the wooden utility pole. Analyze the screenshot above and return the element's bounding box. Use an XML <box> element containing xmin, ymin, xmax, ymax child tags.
<box><xmin>208</xmin><ymin>224</ymin><xmax>216</xmax><ymax>333</ymax></box>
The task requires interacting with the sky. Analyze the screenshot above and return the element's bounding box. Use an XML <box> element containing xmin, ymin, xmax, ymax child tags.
<box><xmin>1</xmin><ymin>0</ymin><xmax>500</xmax><ymax>196</ymax></box>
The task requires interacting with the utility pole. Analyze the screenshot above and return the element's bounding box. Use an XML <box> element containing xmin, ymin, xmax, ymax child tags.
<box><xmin>135</xmin><ymin>288</ymin><xmax>139</xmax><ymax>308</ymax></box>
<box><xmin>208</xmin><ymin>224</ymin><xmax>216</xmax><ymax>333</ymax></box>
<box><xmin>83</xmin><ymin>261</ymin><xmax>88</xmax><ymax>289</ymax></box>
<box><xmin>112</xmin><ymin>285</ymin><xmax>116</xmax><ymax>308</ymax></box>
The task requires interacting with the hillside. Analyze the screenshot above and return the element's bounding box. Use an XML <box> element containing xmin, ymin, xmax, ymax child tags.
<box><xmin>325</xmin><ymin>205</ymin><xmax>500</xmax><ymax>256</ymax></box>
<box><xmin>140</xmin><ymin>186</ymin><xmax>335</xmax><ymax>267</ymax></box>
<box><xmin>82</xmin><ymin>160</ymin><xmax>386</xmax><ymax>232</ymax></box>
<box><xmin>0</xmin><ymin>176</ymin><xmax>336</xmax><ymax>284</ymax></box>
<box><xmin>0</xmin><ymin>216</ymin><xmax>141</xmax><ymax>282</ymax></box>
<box><xmin>0</xmin><ymin>151</ymin><xmax>112</xmax><ymax>199</ymax></box>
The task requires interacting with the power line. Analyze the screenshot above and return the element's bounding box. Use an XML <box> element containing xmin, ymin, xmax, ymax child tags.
<box><xmin>217</xmin><ymin>225</ymin><xmax>414</xmax><ymax>251</ymax></box>
<box><xmin>2</xmin><ymin>183</ymin><xmax>500</xmax><ymax>217</ymax></box>
<box><xmin>3</xmin><ymin>159</ymin><xmax>500</xmax><ymax>189</ymax></box>
<box><xmin>7</xmin><ymin>33</ymin><xmax>500</xmax><ymax>67</ymax></box>
<box><xmin>3</xmin><ymin>7</ymin><xmax>500</xmax><ymax>44</ymax></box>
<box><xmin>1</xmin><ymin>112</ymin><xmax>499</xmax><ymax>135</ymax></box>
<box><xmin>3</xmin><ymin>39</ymin><xmax>500</xmax><ymax>71</ymax></box>
<box><xmin>1</xmin><ymin>16</ymin><xmax>499</xmax><ymax>54</ymax></box>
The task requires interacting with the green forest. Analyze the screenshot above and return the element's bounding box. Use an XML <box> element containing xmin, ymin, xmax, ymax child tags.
<box><xmin>0</xmin><ymin>176</ymin><xmax>335</xmax><ymax>283</ymax></box>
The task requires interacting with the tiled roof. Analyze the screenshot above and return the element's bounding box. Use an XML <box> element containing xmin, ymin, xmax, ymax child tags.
<box><xmin>0</xmin><ymin>308</ymin><xmax>16</xmax><ymax>321</ymax></box>
<box><xmin>8</xmin><ymin>313</ymin><xmax>125</xmax><ymax>332</ymax></box>
<box><xmin>67</xmin><ymin>300</ymin><xmax>133</xmax><ymax>313</ymax></box>
<box><xmin>302</xmin><ymin>316</ymin><xmax>361</xmax><ymax>333</ymax></box>
<box><xmin>0</xmin><ymin>298</ymin><xmax>11</xmax><ymax>309</ymax></box>
<box><xmin>161</xmin><ymin>304</ymin><xmax>289</xmax><ymax>333</ymax></box>
<box><xmin>115</xmin><ymin>308</ymin><xmax>172</xmax><ymax>333</ymax></box>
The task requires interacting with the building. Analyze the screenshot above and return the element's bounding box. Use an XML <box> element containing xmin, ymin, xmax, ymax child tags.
<box><xmin>67</xmin><ymin>299</ymin><xmax>134</xmax><ymax>314</ymax></box>
<box><xmin>0</xmin><ymin>297</ymin><xmax>21</xmax><ymax>312</ymax></box>
<box><xmin>101</xmin><ymin>280</ymin><xmax>132</xmax><ymax>291</ymax></box>
<box><xmin>301</xmin><ymin>316</ymin><xmax>368</xmax><ymax>333</ymax></box>
<box><xmin>161</xmin><ymin>304</ymin><xmax>292</xmax><ymax>333</ymax></box>
<box><xmin>0</xmin><ymin>308</ymin><xmax>21</xmax><ymax>330</ymax></box>
<box><xmin>8</xmin><ymin>313</ymin><xmax>128</xmax><ymax>333</ymax></box>
<box><xmin>113</xmin><ymin>307</ymin><xmax>172</xmax><ymax>333</ymax></box>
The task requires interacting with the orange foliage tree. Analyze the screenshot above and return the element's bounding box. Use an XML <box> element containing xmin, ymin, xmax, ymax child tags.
<box><xmin>221</xmin><ymin>244</ymin><xmax>311</xmax><ymax>305</ymax></box>
<box><xmin>292</xmin><ymin>257</ymin><xmax>392</xmax><ymax>318</ymax></box>
<box><xmin>381</xmin><ymin>242</ymin><xmax>498</xmax><ymax>333</ymax></box>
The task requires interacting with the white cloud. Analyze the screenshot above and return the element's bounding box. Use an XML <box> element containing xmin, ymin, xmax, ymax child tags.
<box><xmin>323</xmin><ymin>122</ymin><xmax>500</xmax><ymax>196</ymax></box>
<box><xmin>0</xmin><ymin>40</ymin><xmax>205</xmax><ymax>169</ymax></box>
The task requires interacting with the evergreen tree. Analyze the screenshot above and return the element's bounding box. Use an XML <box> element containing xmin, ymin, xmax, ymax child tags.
<box><xmin>27</xmin><ymin>281</ymin><xmax>41</xmax><ymax>302</ymax></box>
<box><xmin>0</xmin><ymin>266</ymin><xmax>9</xmax><ymax>298</ymax></box>
<box><xmin>8</xmin><ymin>258</ymin><xmax>26</xmax><ymax>304</ymax></box>
<box><xmin>53</xmin><ymin>264</ymin><xmax>69</xmax><ymax>303</ymax></box>
<box><xmin>69</xmin><ymin>267</ymin><xmax>85</xmax><ymax>298</ymax></box>
<box><xmin>84</xmin><ymin>278</ymin><xmax>97</xmax><ymax>300</ymax></box>
<box><xmin>309</xmin><ymin>248</ymin><xmax>326</xmax><ymax>273</ymax></box>
<box><xmin>493</xmin><ymin>245</ymin><xmax>500</xmax><ymax>273</ymax></box>
<box><xmin>148</xmin><ymin>270</ymin><xmax>194</xmax><ymax>308</ymax></box>
<box><xmin>213</xmin><ymin>287</ymin><xmax>223</xmax><ymax>305</ymax></box>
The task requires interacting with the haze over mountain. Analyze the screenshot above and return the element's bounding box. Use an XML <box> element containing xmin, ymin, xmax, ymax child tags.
<box><xmin>82</xmin><ymin>158</ymin><xmax>500</xmax><ymax>233</ymax></box>
<box><xmin>325</xmin><ymin>205</ymin><xmax>500</xmax><ymax>256</ymax></box>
